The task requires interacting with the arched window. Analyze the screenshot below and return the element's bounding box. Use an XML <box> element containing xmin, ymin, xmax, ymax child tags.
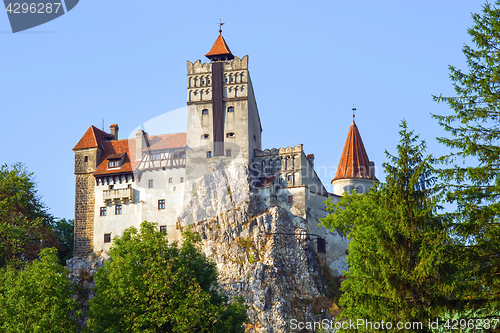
<box><xmin>227</xmin><ymin>106</ymin><xmax>234</xmax><ymax>113</ymax></box>
<box><xmin>194</xmin><ymin>76</ymin><xmax>198</xmax><ymax>87</ymax></box>
<box><xmin>226</xmin><ymin>132</ymin><xmax>235</xmax><ymax>138</ymax></box>
<box><xmin>202</xmin><ymin>109</ymin><xmax>209</xmax><ymax>115</ymax></box>
<box><xmin>230</xmin><ymin>73</ymin><xmax>234</xmax><ymax>83</ymax></box>
<box><xmin>200</xmin><ymin>76</ymin><xmax>205</xmax><ymax>85</ymax></box>
<box><xmin>207</xmin><ymin>76</ymin><xmax>211</xmax><ymax>85</ymax></box>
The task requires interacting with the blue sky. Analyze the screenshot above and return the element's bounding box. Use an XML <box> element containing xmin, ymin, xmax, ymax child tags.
<box><xmin>0</xmin><ymin>0</ymin><xmax>486</xmax><ymax>220</ymax></box>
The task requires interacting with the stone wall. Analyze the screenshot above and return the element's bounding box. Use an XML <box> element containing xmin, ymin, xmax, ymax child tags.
<box><xmin>74</xmin><ymin>173</ymin><xmax>95</xmax><ymax>257</ymax></box>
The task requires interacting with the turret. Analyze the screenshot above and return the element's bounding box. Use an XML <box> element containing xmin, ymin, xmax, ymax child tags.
<box><xmin>331</xmin><ymin>119</ymin><xmax>377</xmax><ymax>196</ymax></box>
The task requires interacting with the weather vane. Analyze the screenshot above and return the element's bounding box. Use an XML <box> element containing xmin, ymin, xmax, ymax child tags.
<box><xmin>352</xmin><ymin>104</ymin><xmax>356</xmax><ymax>121</ymax></box>
<box><xmin>218</xmin><ymin>17</ymin><xmax>224</xmax><ymax>34</ymax></box>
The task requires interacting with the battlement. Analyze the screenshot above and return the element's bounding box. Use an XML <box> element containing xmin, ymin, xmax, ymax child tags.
<box><xmin>186</xmin><ymin>55</ymin><xmax>249</xmax><ymax>74</ymax></box>
<box><xmin>254</xmin><ymin>144</ymin><xmax>303</xmax><ymax>157</ymax></box>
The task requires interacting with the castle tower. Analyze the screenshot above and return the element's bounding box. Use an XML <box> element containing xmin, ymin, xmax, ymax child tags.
<box><xmin>185</xmin><ymin>30</ymin><xmax>262</xmax><ymax>182</ymax></box>
<box><xmin>331</xmin><ymin>120</ymin><xmax>377</xmax><ymax>195</ymax></box>
<box><xmin>72</xmin><ymin>125</ymin><xmax>114</xmax><ymax>257</ymax></box>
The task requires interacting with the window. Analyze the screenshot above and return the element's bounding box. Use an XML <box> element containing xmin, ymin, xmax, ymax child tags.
<box><xmin>84</xmin><ymin>156</ymin><xmax>88</xmax><ymax>162</ymax></box>
<box><xmin>173</xmin><ymin>186</ymin><xmax>176</xmax><ymax>191</ymax></box>
<box><xmin>288</xmin><ymin>195</ymin><xmax>293</xmax><ymax>204</ymax></box>
<box><xmin>226</xmin><ymin>150</ymin><xmax>232</xmax><ymax>157</ymax></box>
<box><xmin>160</xmin><ymin>225</ymin><xmax>167</xmax><ymax>233</ymax></box>
<box><xmin>108</xmin><ymin>160</ymin><xmax>120</xmax><ymax>168</ymax></box>
<box><xmin>104</xmin><ymin>233</ymin><xmax>111</xmax><ymax>243</ymax></box>
<box><xmin>253</xmin><ymin>135</ymin><xmax>257</xmax><ymax>142</ymax></box>
<box><xmin>287</xmin><ymin>174</ymin><xmax>292</xmax><ymax>181</ymax></box>
<box><xmin>109</xmin><ymin>185</ymin><xmax>114</xmax><ymax>190</ymax></box>
<box><xmin>226</xmin><ymin>132</ymin><xmax>235</xmax><ymax>138</ymax></box>
<box><xmin>202</xmin><ymin>134</ymin><xmax>209</xmax><ymax>139</ymax></box>
<box><xmin>202</xmin><ymin>109</ymin><xmax>209</xmax><ymax>115</ymax></box>
<box><xmin>128</xmin><ymin>184</ymin><xmax>132</xmax><ymax>188</ymax></box>
<box><xmin>168</xmin><ymin>177</ymin><xmax>173</xmax><ymax>183</ymax></box>
<box><xmin>227</xmin><ymin>106</ymin><xmax>234</xmax><ymax>113</ymax></box>
<box><xmin>148</xmin><ymin>179</ymin><xmax>153</xmax><ymax>188</ymax></box>
<box><xmin>207</xmin><ymin>151</ymin><xmax>212</xmax><ymax>158</ymax></box>
<box><xmin>158</xmin><ymin>199</ymin><xmax>165</xmax><ymax>209</ymax></box>
<box><xmin>100</xmin><ymin>207</ymin><xmax>107</xmax><ymax>216</ymax></box>
<box><xmin>115</xmin><ymin>204</ymin><xmax>122</xmax><ymax>215</ymax></box>
<box><xmin>180</xmin><ymin>177</ymin><xmax>184</xmax><ymax>183</ymax></box>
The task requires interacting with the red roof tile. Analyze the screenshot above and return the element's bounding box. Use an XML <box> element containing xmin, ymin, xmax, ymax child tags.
<box><xmin>332</xmin><ymin>122</ymin><xmax>377</xmax><ymax>182</ymax></box>
<box><xmin>306</xmin><ymin>154</ymin><xmax>314</xmax><ymax>159</ymax></box>
<box><xmin>147</xmin><ymin>133</ymin><xmax>187</xmax><ymax>151</ymax></box>
<box><xmin>255</xmin><ymin>175</ymin><xmax>276</xmax><ymax>188</ymax></box>
<box><xmin>73</xmin><ymin>125</ymin><xmax>113</xmax><ymax>150</ymax></box>
<box><xmin>205</xmin><ymin>34</ymin><xmax>233</xmax><ymax>58</ymax></box>
<box><xmin>93</xmin><ymin>132</ymin><xmax>187</xmax><ymax>176</ymax></box>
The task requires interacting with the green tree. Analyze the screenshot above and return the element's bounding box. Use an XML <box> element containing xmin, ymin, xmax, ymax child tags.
<box><xmin>320</xmin><ymin>122</ymin><xmax>454</xmax><ymax>332</ymax></box>
<box><xmin>52</xmin><ymin>218</ymin><xmax>74</xmax><ymax>264</ymax></box>
<box><xmin>0</xmin><ymin>247</ymin><xmax>79</xmax><ymax>332</ymax></box>
<box><xmin>432</xmin><ymin>0</ymin><xmax>500</xmax><ymax>312</ymax></box>
<box><xmin>0</xmin><ymin>163</ymin><xmax>57</xmax><ymax>267</ymax></box>
<box><xmin>88</xmin><ymin>221</ymin><xmax>248</xmax><ymax>333</ymax></box>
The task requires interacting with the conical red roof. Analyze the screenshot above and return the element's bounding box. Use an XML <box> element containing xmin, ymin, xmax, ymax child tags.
<box><xmin>332</xmin><ymin>121</ymin><xmax>377</xmax><ymax>182</ymax></box>
<box><xmin>205</xmin><ymin>34</ymin><xmax>234</xmax><ymax>60</ymax></box>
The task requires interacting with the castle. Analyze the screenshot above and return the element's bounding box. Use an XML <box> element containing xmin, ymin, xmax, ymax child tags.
<box><xmin>73</xmin><ymin>31</ymin><xmax>377</xmax><ymax>276</ymax></box>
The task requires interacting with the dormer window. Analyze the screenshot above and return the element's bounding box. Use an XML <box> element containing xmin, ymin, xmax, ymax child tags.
<box><xmin>202</xmin><ymin>109</ymin><xmax>209</xmax><ymax>115</ymax></box>
<box><xmin>227</xmin><ymin>106</ymin><xmax>234</xmax><ymax>113</ymax></box>
<box><xmin>108</xmin><ymin>160</ymin><xmax>120</xmax><ymax>168</ymax></box>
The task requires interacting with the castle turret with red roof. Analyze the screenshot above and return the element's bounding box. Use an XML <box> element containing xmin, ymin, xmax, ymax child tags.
<box><xmin>331</xmin><ymin>120</ymin><xmax>377</xmax><ymax>195</ymax></box>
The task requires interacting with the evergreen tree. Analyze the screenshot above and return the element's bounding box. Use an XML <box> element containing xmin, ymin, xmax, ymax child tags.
<box><xmin>433</xmin><ymin>0</ymin><xmax>500</xmax><ymax>312</ymax></box>
<box><xmin>320</xmin><ymin>122</ymin><xmax>454</xmax><ymax>332</ymax></box>
<box><xmin>88</xmin><ymin>221</ymin><xmax>248</xmax><ymax>333</ymax></box>
<box><xmin>0</xmin><ymin>248</ymin><xmax>79</xmax><ymax>332</ymax></box>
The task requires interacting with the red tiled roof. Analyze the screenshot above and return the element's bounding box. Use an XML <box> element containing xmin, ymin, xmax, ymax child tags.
<box><xmin>94</xmin><ymin>132</ymin><xmax>187</xmax><ymax>176</ymax></box>
<box><xmin>306</xmin><ymin>154</ymin><xmax>314</xmax><ymax>159</ymax></box>
<box><xmin>205</xmin><ymin>34</ymin><xmax>233</xmax><ymax>58</ymax></box>
<box><xmin>332</xmin><ymin>121</ymin><xmax>377</xmax><ymax>182</ymax></box>
<box><xmin>255</xmin><ymin>175</ymin><xmax>276</xmax><ymax>188</ymax></box>
<box><xmin>73</xmin><ymin>126</ymin><xmax>113</xmax><ymax>150</ymax></box>
<box><xmin>147</xmin><ymin>133</ymin><xmax>187</xmax><ymax>151</ymax></box>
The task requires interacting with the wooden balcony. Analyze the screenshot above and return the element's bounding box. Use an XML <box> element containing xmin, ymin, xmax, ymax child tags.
<box><xmin>103</xmin><ymin>188</ymin><xmax>133</xmax><ymax>204</ymax></box>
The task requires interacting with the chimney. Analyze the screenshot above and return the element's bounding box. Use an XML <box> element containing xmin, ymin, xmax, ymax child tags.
<box><xmin>110</xmin><ymin>124</ymin><xmax>119</xmax><ymax>140</ymax></box>
<box><xmin>135</xmin><ymin>129</ymin><xmax>149</xmax><ymax>160</ymax></box>
<box><xmin>307</xmin><ymin>154</ymin><xmax>315</xmax><ymax>168</ymax></box>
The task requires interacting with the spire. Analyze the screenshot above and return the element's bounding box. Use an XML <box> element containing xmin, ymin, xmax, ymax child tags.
<box><xmin>332</xmin><ymin>121</ymin><xmax>377</xmax><ymax>182</ymax></box>
<box><xmin>205</xmin><ymin>19</ymin><xmax>234</xmax><ymax>61</ymax></box>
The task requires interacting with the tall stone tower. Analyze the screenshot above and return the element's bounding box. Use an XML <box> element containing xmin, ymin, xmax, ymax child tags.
<box><xmin>185</xmin><ymin>31</ymin><xmax>262</xmax><ymax>182</ymax></box>
<box><xmin>72</xmin><ymin>126</ymin><xmax>114</xmax><ymax>257</ymax></box>
<box><xmin>331</xmin><ymin>120</ymin><xmax>377</xmax><ymax>195</ymax></box>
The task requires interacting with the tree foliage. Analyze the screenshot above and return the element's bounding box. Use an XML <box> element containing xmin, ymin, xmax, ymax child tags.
<box><xmin>52</xmin><ymin>218</ymin><xmax>74</xmax><ymax>264</ymax></box>
<box><xmin>0</xmin><ymin>247</ymin><xmax>79</xmax><ymax>332</ymax></box>
<box><xmin>88</xmin><ymin>221</ymin><xmax>248</xmax><ymax>333</ymax></box>
<box><xmin>320</xmin><ymin>122</ymin><xmax>454</xmax><ymax>332</ymax></box>
<box><xmin>0</xmin><ymin>163</ymin><xmax>57</xmax><ymax>267</ymax></box>
<box><xmin>433</xmin><ymin>0</ymin><xmax>500</xmax><ymax>311</ymax></box>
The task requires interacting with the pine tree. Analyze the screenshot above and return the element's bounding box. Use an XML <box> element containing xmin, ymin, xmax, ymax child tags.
<box><xmin>433</xmin><ymin>0</ymin><xmax>500</xmax><ymax>312</ymax></box>
<box><xmin>320</xmin><ymin>121</ymin><xmax>454</xmax><ymax>332</ymax></box>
